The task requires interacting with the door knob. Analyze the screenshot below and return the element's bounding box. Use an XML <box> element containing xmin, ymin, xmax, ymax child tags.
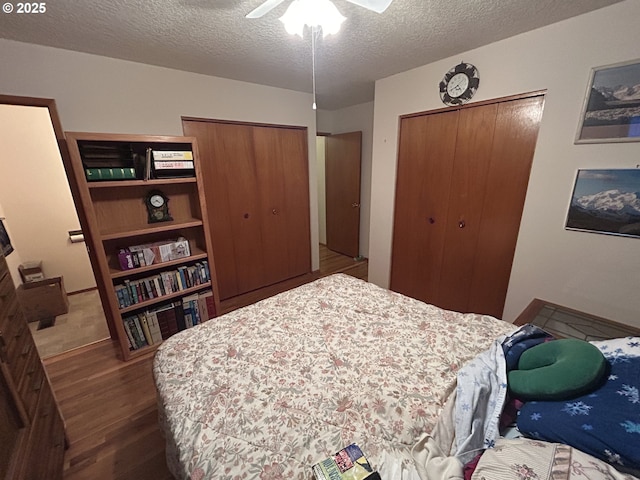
<box><xmin>459</xmin><ymin>220</ymin><xmax>466</xmax><ymax>229</ymax></box>
<box><xmin>272</xmin><ymin>208</ymin><xmax>279</xmax><ymax>215</ymax></box>
<box><xmin>351</xmin><ymin>203</ymin><xmax>360</xmax><ymax>208</ymax></box>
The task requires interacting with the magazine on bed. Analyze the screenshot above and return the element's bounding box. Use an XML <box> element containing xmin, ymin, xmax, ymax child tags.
<box><xmin>312</xmin><ymin>444</ymin><xmax>381</xmax><ymax>480</ymax></box>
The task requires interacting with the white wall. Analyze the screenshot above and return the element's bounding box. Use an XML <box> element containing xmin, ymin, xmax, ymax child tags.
<box><xmin>369</xmin><ymin>0</ymin><xmax>640</xmax><ymax>327</ymax></box>
<box><xmin>0</xmin><ymin>105</ymin><xmax>95</xmax><ymax>292</ymax></box>
<box><xmin>0</xmin><ymin>39</ymin><xmax>320</xmax><ymax>271</ymax></box>
<box><xmin>315</xmin><ymin>102</ymin><xmax>374</xmax><ymax>257</ymax></box>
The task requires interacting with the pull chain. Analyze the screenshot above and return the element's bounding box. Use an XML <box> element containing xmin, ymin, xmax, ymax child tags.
<box><xmin>311</xmin><ymin>26</ymin><xmax>318</xmax><ymax>110</ymax></box>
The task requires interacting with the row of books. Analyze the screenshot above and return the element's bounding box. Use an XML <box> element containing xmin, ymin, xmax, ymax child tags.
<box><xmin>115</xmin><ymin>260</ymin><xmax>210</xmax><ymax>309</ymax></box>
<box><xmin>123</xmin><ymin>289</ymin><xmax>215</xmax><ymax>351</ymax></box>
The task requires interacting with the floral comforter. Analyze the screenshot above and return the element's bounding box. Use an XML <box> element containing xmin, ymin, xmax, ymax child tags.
<box><xmin>153</xmin><ymin>274</ymin><xmax>515</xmax><ymax>479</ymax></box>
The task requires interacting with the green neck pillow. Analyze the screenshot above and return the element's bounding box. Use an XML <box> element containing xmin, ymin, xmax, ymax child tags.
<box><xmin>508</xmin><ymin>338</ymin><xmax>607</xmax><ymax>401</ymax></box>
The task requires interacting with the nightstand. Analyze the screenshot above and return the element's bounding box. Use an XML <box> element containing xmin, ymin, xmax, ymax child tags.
<box><xmin>514</xmin><ymin>298</ymin><xmax>640</xmax><ymax>341</ymax></box>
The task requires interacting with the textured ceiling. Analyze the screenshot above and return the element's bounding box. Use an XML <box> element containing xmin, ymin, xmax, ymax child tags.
<box><xmin>0</xmin><ymin>0</ymin><xmax>624</xmax><ymax>110</ymax></box>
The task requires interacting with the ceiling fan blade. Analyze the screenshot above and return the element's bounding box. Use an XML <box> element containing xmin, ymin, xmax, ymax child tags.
<box><xmin>344</xmin><ymin>0</ymin><xmax>393</xmax><ymax>13</ymax></box>
<box><xmin>246</xmin><ymin>0</ymin><xmax>287</xmax><ymax>18</ymax></box>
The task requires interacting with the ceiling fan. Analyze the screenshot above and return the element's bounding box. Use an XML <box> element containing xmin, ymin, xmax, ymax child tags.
<box><xmin>246</xmin><ymin>0</ymin><xmax>394</xmax><ymax>19</ymax></box>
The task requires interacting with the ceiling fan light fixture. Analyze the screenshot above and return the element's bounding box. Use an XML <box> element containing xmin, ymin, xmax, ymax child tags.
<box><xmin>279</xmin><ymin>0</ymin><xmax>346</xmax><ymax>37</ymax></box>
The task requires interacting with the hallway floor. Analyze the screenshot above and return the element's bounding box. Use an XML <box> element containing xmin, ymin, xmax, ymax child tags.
<box><xmin>29</xmin><ymin>289</ymin><xmax>109</xmax><ymax>359</ymax></box>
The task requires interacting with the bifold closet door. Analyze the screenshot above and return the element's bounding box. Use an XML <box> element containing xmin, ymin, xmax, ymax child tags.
<box><xmin>252</xmin><ymin>126</ymin><xmax>311</xmax><ymax>287</ymax></box>
<box><xmin>390</xmin><ymin>110</ymin><xmax>459</xmax><ymax>302</ymax></box>
<box><xmin>464</xmin><ymin>95</ymin><xmax>544</xmax><ymax>317</ymax></box>
<box><xmin>390</xmin><ymin>94</ymin><xmax>544</xmax><ymax>318</ymax></box>
<box><xmin>183</xmin><ymin>119</ymin><xmax>311</xmax><ymax>300</ymax></box>
<box><xmin>183</xmin><ymin>121</ymin><xmax>266</xmax><ymax>299</ymax></box>
<box><xmin>436</xmin><ymin>103</ymin><xmax>498</xmax><ymax>313</ymax></box>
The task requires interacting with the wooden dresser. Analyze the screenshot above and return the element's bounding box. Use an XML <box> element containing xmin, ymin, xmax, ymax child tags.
<box><xmin>0</xmin><ymin>253</ymin><xmax>65</xmax><ymax>480</ymax></box>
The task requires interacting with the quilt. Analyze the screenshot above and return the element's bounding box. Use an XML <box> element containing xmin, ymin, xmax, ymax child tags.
<box><xmin>153</xmin><ymin>274</ymin><xmax>515</xmax><ymax>479</ymax></box>
<box><xmin>517</xmin><ymin>336</ymin><xmax>640</xmax><ymax>472</ymax></box>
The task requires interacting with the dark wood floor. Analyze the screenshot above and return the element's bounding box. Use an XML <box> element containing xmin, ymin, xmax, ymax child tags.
<box><xmin>45</xmin><ymin>246</ymin><xmax>367</xmax><ymax>479</ymax></box>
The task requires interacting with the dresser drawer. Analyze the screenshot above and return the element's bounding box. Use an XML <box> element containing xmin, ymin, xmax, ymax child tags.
<box><xmin>1</xmin><ymin>295</ymin><xmax>25</xmax><ymax>344</ymax></box>
<box><xmin>0</xmin><ymin>268</ymin><xmax>15</xmax><ymax>319</ymax></box>
<box><xmin>17</xmin><ymin>384</ymin><xmax>65</xmax><ymax>480</ymax></box>
<box><xmin>16</xmin><ymin>344</ymin><xmax>44</xmax><ymax>420</ymax></box>
<box><xmin>5</xmin><ymin>317</ymin><xmax>34</xmax><ymax>383</ymax></box>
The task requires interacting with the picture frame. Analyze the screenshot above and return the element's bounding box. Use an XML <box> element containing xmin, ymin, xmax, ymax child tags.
<box><xmin>565</xmin><ymin>169</ymin><xmax>640</xmax><ymax>238</ymax></box>
<box><xmin>0</xmin><ymin>218</ymin><xmax>14</xmax><ymax>256</ymax></box>
<box><xmin>575</xmin><ymin>59</ymin><xmax>640</xmax><ymax>144</ymax></box>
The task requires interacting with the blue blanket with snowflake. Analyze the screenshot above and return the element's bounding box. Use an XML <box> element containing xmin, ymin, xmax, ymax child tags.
<box><xmin>517</xmin><ymin>336</ymin><xmax>640</xmax><ymax>471</ymax></box>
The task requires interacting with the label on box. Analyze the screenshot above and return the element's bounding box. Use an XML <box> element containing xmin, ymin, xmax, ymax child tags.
<box><xmin>152</xmin><ymin>151</ymin><xmax>193</xmax><ymax>161</ymax></box>
<box><xmin>153</xmin><ymin>160</ymin><xmax>194</xmax><ymax>170</ymax></box>
<box><xmin>23</xmin><ymin>272</ymin><xmax>45</xmax><ymax>282</ymax></box>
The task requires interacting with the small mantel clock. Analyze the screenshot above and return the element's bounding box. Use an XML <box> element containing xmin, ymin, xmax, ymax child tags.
<box><xmin>145</xmin><ymin>189</ymin><xmax>173</xmax><ymax>223</ymax></box>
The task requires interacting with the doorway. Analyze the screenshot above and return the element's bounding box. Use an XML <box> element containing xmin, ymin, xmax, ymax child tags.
<box><xmin>316</xmin><ymin>131</ymin><xmax>366</xmax><ymax>274</ymax></box>
<box><xmin>0</xmin><ymin>96</ymin><xmax>110</xmax><ymax>358</ymax></box>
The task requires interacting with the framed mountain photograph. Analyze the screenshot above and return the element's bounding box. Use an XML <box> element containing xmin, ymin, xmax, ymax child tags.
<box><xmin>566</xmin><ymin>169</ymin><xmax>640</xmax><ymax>238</ymax></box>
<box><xmin>575</xmin><ymin>59</ymin><xmax>640</xmax><ymax>143</ymax></box>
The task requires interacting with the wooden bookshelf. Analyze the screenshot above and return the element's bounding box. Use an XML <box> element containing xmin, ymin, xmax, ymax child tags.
<box><xmin>65</xmin><ymin>132</ymin><xmax>221</xmax><ymax>361</ymax></box>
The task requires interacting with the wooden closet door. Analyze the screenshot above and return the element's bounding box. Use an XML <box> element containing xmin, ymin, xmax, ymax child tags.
<box><xmin>390</xmin><ymin>111</ymin><xmax>459</xmax><ymax>302</ymax></box>
<box><xmin>466</xmin><ymin>95</ymin><xmax>545</xmax><ymax>317</ymax></box>
<box><xmin>252</xmin><ymin>126</ymin><xmax>311</xmax><ymax>287</ymax></box>
<box><xmin>390</xmin><ymin>93</ymin><xmax>544</xmax><ymax>318</ymax></box>
<box><xmin>183</xmin><ymin>119</ymin><xmax>311</xmax><ymax>299</ymax></box>
<box><xmin>183</xmin><ymin>121</ymin><xmax>266</xmax><ymax>299</ymax></box>
<box><xmin>437</xmin><ymin>103</ymin><xmax>498</xmax><ymax>312</ymax></box>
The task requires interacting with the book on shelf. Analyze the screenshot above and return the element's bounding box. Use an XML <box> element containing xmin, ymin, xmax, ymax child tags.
<box><xmin>146</xmin><ymin>311</ymin><xmax>163</xmax><ymax>344</ymax></box>
<box><xmin>125</xmin><ymin>316</ymin><xmax>147</xmax><ymax>349</ymax></box>
<box><xmin>197</xmin><ymin>289</ymin><xmax>215</xmax><ymax>321</ymax></box>
<box><xmin>122</xmin><ymin>318</ymin><xmax>136</xmax><ymax>350</ymax></box>
<box><xmin>152</xmin><ymin>303</ymin><xmax>178</xmax><ymax>340</ymax></box>
<box><xmin>140</xmin><ymin>313</ymin><xmax>154</xmax><ymax>344</ymax></box>
<box><xmin>182</xmin><ymin>293</ymin><xmax>200</xmax><ymax>327</ymax></box>
<box><xmin>85</xmin><ymin>167</ymin><xmax>136</xmax><ymax>181</ymax></box>
<box><xmin>174</xmin><ymin>302</ymin><xmax>186</xmax><ymax>331</ymax></box>
<box><xmin>144</xmin><ymin>147</ymin><xmax>152</xmax><ymax>181</ymax></box>
<box><xmin>312</xmin><ymin>444</ymin><xmax>380</xmax><ymax>480</ymax></box>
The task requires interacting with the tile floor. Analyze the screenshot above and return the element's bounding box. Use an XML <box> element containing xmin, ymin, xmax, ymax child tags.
<box><xmin>28</xmin><ymin>289</ymin><xmax>110</xmax><ymax>359</ymax></box>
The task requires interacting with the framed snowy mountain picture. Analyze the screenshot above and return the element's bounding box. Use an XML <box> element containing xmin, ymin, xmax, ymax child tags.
<box><xmin>575</xmin><ymin>59</ymin><xmax>640</xmax><ymax>143</ymax></box>
<box><xmin>566</xmin><ymin>169</ymin><xmax>640</xmax><ymax>238</ymax></box>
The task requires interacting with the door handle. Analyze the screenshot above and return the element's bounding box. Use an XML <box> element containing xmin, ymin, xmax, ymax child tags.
<box><xmin>351</xmin><ymin>203</ymin><xmax>360</xmax><ymax>208</ymax></box>
<box><xmin>459</xmin><ymin>220</ymin><xmax>466</xmax><ymax>229</ymax></box>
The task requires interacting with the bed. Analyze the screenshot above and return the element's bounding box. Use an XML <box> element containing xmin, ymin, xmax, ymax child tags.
<box><xmin>153</xmin><ymin>274</ymin><xmax>640</xmax><ymax>479</ymax></box>
<box><xmin>153</xmin><ymin>274</ymin><xmax>515</xmax><ymax>478</ymax></box>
